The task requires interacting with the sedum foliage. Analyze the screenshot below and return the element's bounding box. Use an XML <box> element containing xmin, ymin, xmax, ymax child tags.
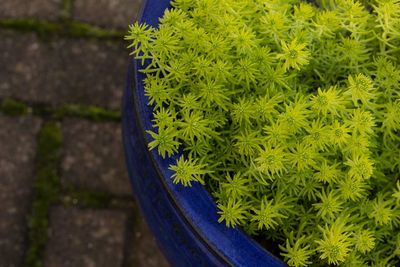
<box><xmin>126</xmin><ymin>0</ymin><xmax>400</xmax><ymax>265</ymax></box>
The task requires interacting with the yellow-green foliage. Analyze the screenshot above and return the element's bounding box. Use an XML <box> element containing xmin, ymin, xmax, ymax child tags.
<box><xmin>126</xmin><ymin>0</ymin><xmax>400</xmax><ymax>265</ymax></box>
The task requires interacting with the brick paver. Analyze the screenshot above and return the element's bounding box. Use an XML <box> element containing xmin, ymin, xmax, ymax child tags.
<box><xmin>130</xmin><ymin>216</ymin><xmax>170</xmax><ymax>267</ymax></box>
<box><xmin>0</xmin><ymin>31</ymin><xmax>127</xmax><ymax>110</ymax></box>
<box><xmin>44</xmin><ymin>207</ymin><xmax>127</xmax><ymax>267</ymax></box>
<box><xmin>46</xmin><ymin>39</ymin><xmax>127</xmax><ymax>110</ymax></box>
<box><xmin>0</xmin><ymin>0</ymin><xmax>62</xmax><ymax>20</ymax></box>
<box><xmin>61</xmin><ymin>118</ymin><xmax>131</xmax><ymax>196</ymax></box>
<box><xmin>0</xmin><ymin>115</ymin><xmax>41</xmax><ymax>266</ymax></box>
<box><xmin>73</xmin><ymin>0</ymin><xmax>142</xmax><ymax>28</ymax></box>
<box><xmin>0</xmin><ymin>31</ymin><xmax>46</xmax><ymax>101</ymax></box>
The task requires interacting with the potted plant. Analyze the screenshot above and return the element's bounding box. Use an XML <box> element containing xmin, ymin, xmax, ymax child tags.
<box><xmin>123</xmin><ymin>0</ymin><xmax>400</xmax><ymax>266</ymax></box>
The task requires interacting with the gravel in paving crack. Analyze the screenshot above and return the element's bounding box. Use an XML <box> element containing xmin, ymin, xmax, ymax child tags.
<box><xmin>61</xmin><ymin>118</ymin><xmax>131</xmax><ymax>196</ymax></box>
<box><xmin>44</xmin><ymin>206</ymin><xmax>127</xmax><ymax>267</ymax></box>
<box><xmin>72</xmin><ymin>0</ymin><xmax>142</xmax><ymax>29</ymax></box>
<box><xmin>0</xmin><ymin>115</ymin><xmax>41</xmax><ymax>267</ymax></box>
<box><xmin>0</xmin><ymin>30</ymin><xmax>127</xmax><ymax>110</ymax></box>
<box><xmin>0</xmin><ymin>0</ymin><xmax>62</xmax><ymax>20</ymax></box>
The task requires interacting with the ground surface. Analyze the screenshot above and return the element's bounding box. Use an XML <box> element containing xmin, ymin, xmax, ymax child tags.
<box><xmin>0</xmin><ymin>1</ymin><xmax>170</xmax><ymax>266</ymax></box>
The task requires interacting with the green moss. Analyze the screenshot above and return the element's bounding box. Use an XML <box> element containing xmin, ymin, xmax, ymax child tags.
<box><xmin>36</xmin><ymin>122</ymin><xmax>62</xmax><ymax>165</ymax></box>
<box><xmin>0</xmin><ymin>19</ymin><xmax>124</xmax><ymax>39</ymax></box>
<box><xmin>25</xmin><ymin>122</ymin><xmax>62</xmax><ymax>267</ymax></box>
<box><xmin>23</xmin><ymin>108</ymin><xmax>119</xmax><ymax>266</ymax></box>
<box><xmin>0</xmin><ymin>98</ymin><xmax>30</xmax><ymax>116</ymax></box>
<box><xmin>61</xmin><ymin>0</ymin><xmax>72</xmax><ymax>19</ymax></box>
<box><xmin>61</xmin><ymin>190</ymin><xmax>113</xmax><ymax>209</ymax></box>
<box><xmin>18</xmin><ymin>102</ymin><xmax>120</xmax><ymax>266</ymax></box>
<box><xmin>54</xmin><ymin>105</ymin><xmax>121</xmax><ymax>122</ymax></box>
<box><xmin>0</xmin><ymin>19</ymin><xmax>60</xmax><ymax>36</ymax></box>
<box><xmin>0</xmin><ymin>98</ymin><xmax>120</xmax><ymax>121</ymax></box>
<box><xmin>66</xmin><ymin>21</ymin><xmax>124</xmax><ymax>39</ymax></box>
<box><xmin>31</xmin><ymin>103</ymin><xmax>120</xmax><ymax>122</ymax></box>
<box><xmin>0</xmin><ymin>8</ymin><xmax>125</xmax><ymax>265</ymax></box>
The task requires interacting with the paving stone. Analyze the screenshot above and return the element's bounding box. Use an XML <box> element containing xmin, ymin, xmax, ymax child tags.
<box><xmin>61</xmin><ymin>118</ymin><xmax>131</xmax><ymax>195</ymax></box>
<box><xmin>0</xmin><ymin>115</ymin><xmax>41</xmax><ymax>267</ymax></box>
<box><xmin>44</xmin><ymin>207</ymin><xmax>127</xmax><ymax>267</ymax></box>
<box><xmin>72</xmin><ymin>0</ymin><xmax>142</xmax><ymax>29</ymax></box>
<box><xmin>0</xmin><ymin>0</ymin><xmax>62</xmax><ymax>20</ymax></box>
<box><xmin>46</xmin><ymin>38</ymin><xmax>127</xmax><ymax>110</ymax></box>
<box><xmin>0</xmin><ymin>31</ymin><xmax>46</xmax><ymax>102</ymax></box>
<box><xmin>0</xmin><ymin>30</ymin><xmax>128</xmax><ymax>110</ymax></box>
<box><xmin>128</xmin><ymin>214</ymin><xmax>170</xmax><ymax>267</ymax></box>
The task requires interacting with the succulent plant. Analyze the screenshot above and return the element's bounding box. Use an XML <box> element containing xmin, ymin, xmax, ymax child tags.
<box><xmin>126</xmin><ymin>0</ymin><xmax>400</xmax><ymax>265</ymax></box>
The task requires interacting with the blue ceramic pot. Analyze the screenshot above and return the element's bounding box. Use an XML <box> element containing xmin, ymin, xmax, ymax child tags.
<box><xmin>122</xmin><ymin>1</ymin><xmax>287</xmax><ymax>266</ymax></box>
